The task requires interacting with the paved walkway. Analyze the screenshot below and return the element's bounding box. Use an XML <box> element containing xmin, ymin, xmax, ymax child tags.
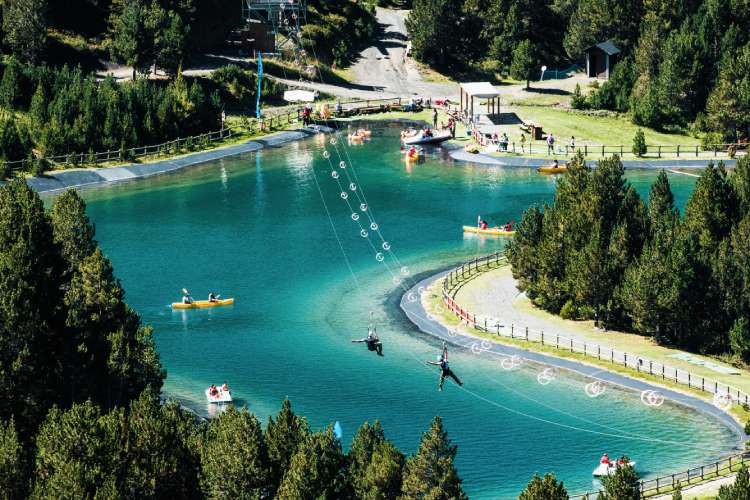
<box><xmin>22</xmin><ymin>127</ymin><xmax>332</xmax><ymax>194</ymax></box>
<box><xmin>399</xmin><ymin>269</ymin><xmax>746</xmax><ymax>442</ymax></box>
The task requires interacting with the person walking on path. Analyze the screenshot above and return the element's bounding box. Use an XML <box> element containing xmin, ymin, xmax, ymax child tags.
<box><xmin>520</xmin><ymin>133</ymin><xmax>526</xmax><ymax>153</ymax></box>
<box><xmin>433</xmin><ymin>107</ymin><xmax>438</xmax><ymax>128</ymax></box>
<box><xmin>547</xmin><ymin>133</ymin><xmax>555</xmax><ymax>155</ymax></box>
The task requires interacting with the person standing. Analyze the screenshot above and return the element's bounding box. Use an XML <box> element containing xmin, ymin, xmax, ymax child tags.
<box><xmin>547</xmin><ymin>133</ymin><xmax>555</xmax><ymax>155</ymax></box>
<box><xmin>569</xmin><ymin>136</ymin><xmax>576</xmax><ymax>154</ymax></box>
<box><xmin>520</xmin><ymin>133</ymin><xmax>526</xmax><ymax>153</ymax></box>
<box><xmin>433</xmin><ymin>107</ymin><xmax>438</xmax><ymax>128</ymax></box>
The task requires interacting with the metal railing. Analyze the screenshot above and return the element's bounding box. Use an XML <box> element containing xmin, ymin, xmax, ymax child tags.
<box><xmin>441</xmin><ymin>253</ymin><xmax>750</xmax><ymax>407</ymax></box>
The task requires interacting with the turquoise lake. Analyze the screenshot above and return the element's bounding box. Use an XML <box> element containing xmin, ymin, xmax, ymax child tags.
<box><xmin>73</xmin><ymin>124</ymin><xmax>736</xmax><ymax>498</ymax></box>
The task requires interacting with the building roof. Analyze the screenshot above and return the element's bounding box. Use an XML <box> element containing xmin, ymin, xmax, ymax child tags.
<box><xmin>586</xmin><ymin>40</ymin><xmax>621</xmax><ymax>56</ymax></box>
<box><xmin>459</xmin><ymin>82</ymin><xmax>501</xmax><ymax>99</ymax></box>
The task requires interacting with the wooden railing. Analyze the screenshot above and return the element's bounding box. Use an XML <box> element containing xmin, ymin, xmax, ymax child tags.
<box><xmin>441</xmin><ymin>253</ymin><xmax>750</xmax><ymax>407</ymax></box>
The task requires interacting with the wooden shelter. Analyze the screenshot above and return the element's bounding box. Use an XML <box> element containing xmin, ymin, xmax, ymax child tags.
<box><xmin>585</xmin><ymin>40</ymin><xmax>620</xmax><ymax>79</ymax></box>
<box><xmin>459</xmin><ymin>82</ymin><xmax>501</xmax><ymax>121</ymax></box>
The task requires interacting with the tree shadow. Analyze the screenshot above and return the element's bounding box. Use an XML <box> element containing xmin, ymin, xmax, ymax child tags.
<box><xmin>523</xmin><ymin>87</ymin><xmax>572</xmax><ymax>96</ymax></box>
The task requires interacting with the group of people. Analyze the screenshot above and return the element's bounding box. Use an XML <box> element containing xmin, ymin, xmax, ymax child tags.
<box><xmin>492</xmin><ymin>132</ymin><xmax>510</xmax><ymax>151</ymax></box>
<box><xmin>546</xmin><ymin>133</ymin><xmax>577</xmax><ymax>155</ymax></box>
<box><xmin>479</xmin><ymin>220</ymin><xmax>514</xmax><ymax>232</ymax></box>
<box><xmin>208</xmin><ymin>382</ymin><xmax>230</xmax><ymax>398</ymax></box>
<box><xmin>600</xmin><ymin>454</ymin><xmax>628</xmax><ymax>466</ymax></box>
<box><xmin>181</xmin><ymin>289</ymin><xmax>219</xmax><ymax>304</ymax></box>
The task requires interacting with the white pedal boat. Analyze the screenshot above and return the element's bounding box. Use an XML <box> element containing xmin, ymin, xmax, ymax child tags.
<box><xmin>206</xmin><ymin>386</ymin><xmax>232</xmax><ymax>404</ymax></box>
<box><xmin>402</xmin><ymin>131</ymin><xmax>452</xmax><ymax>145</ymax></box>
<box><xmin>593</xmin><ymin>460</ymin><xmax>635</xmax><ymax>477</ymax></box>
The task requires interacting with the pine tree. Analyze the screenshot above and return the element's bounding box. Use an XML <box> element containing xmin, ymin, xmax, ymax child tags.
<box><xmin>405</xmin><ymin>0</ymin><xmax>468</xmax><ymax>71</ymax></box>
<box><xmin>3</xmin><ymin>0</ymin><xmax>48</xmax><ymax>63</ymax></box>
<box><xmin>683</xmin><ymin>162</ymin><xmax>737</xmax><ymax>256</ymax></box>
<box><xmin>519</xmin><ymin>473</ymin><xmax>569</xmax><ymax>499</ymax></box>
<box><xmin>717</xmin><ymin>465</ymin><xmax>750</xmax><ymax>499</ymax></box>
<box><xmin>122</xmin><ymin>391</ymin><xmax>201</xmax><ymax>499</ymax></box>
<box><xmin>648</xmin><ymin>170</ymin><xmax>676</xmax><ymax>225</ymax></box>
<box><xmin>707</xmin><ymin>42</ymin><xmax>750</xmax><ymax>141</ymax></box>
<box><xmin>348</xmin><ymin>420</ymin><xmax>405</xmax><ymax>499</ymax></box>
<box><xmin>264</xmin><ymin>399</ymin><xmax>310</xmax><ymax>494</ymax></box>
<box><xmin>0</xmin><ymin>180</ymin><xmax>64</xmax><ymax>436</ymax></box>
<box><xmin>50</xmin><ymin>189</ymin><xmax>97</xmax><ymax>274</ymax></box>
<box><xmin>109</xmin><ymin>0</ymin><xmax>152</xmax><ymax>79</ymax></box>
<box><xmin>0</xmin><ymin>418</ymin><xmax>24</xmax><ymax>499</ymax></box>
<box><xmin>0</xmin><ymin>58</ymin><xmax>22</xmax><ymax>109</ymax></box>
<box><xmin>152</xmin><ymin>9</ymin><xmax>188</xmax><ymax>78</ymax></box>
<box><xmin>399</xmin><ymin>416</ymin><xmax>467</xmax><ymax>500</ymax></box>
<box><xmin>31</xmin><ymin>401</ymin><xmax>122</xmax><ymax>498</ymax></box>
<box><xmin>632</xmin><ymin>129</ymin><xmax>647</xmax><ymax>157</ymax></box>
<box><xmin>200</xmin><ymin>406</ymin><xmax>270</xmax><ymax>499</ymax></box>
<box><xmin>510</xmin><ymin>40</ymin><xmax>538</xmax><ymax>90</ymax></box>
<box><xmin>732</xmin><ymin>156</ymin><xmax>750</xmax><ymax>219</ymax></box>
<box><xmin>597</xmin><ymin>463</ymin><xmax>640</xmax><ymax>500</ymax></box>
<box><xmin>276</xmin><ymin>429</ymin><xmax>347</xmax><ymax>500</ymax></box>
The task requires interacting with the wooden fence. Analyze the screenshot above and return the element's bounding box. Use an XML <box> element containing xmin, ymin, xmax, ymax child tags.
<box><xmin>441</xmin><ymin>252</ymin><xmax>750</xmax><ymax>406</ymax></box>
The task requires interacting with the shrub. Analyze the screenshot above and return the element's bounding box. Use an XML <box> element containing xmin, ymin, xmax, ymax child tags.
<box><xmin>559</xmin><ymin>299</ymin><xmax>577</xmax><ymax>320</ymax></box>
<box><xmin>632</xmin><ymin>129</ymin><xmax>647</xmax><ymax>157</ymax></box>
<box><xmin>571</xmin><ymin>84</ymin><xmax>588</xmax><ymax>110</ymax></box>
<box><xmin>701</xmin><ymin>131</ymin><xmax>724</xmax><ymax>150</ymax></box>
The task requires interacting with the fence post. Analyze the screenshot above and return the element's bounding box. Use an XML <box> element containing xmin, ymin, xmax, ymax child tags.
<box><xmin>541</xmin><ymin>331</ymin><xmax>544</xmax><ymax>345</ymax></box>
<box><xmin>556</xmin><ymin>334</ymin><xmax>558</xmax><ymax>348</ymax></box>
<box><xmin>584</xmin><ymin>145</ymin><xmax>588</xmax><ymax>156</ymax></box>
<box><xmin>696</xmin><ymin>145</ymin><xmax>699</xmax><ymax>157</ymax></box>
<box><xmin>663</xmin><ymin>365</ymin><xmax>665</xmax><ymax>379</ymax></box>
<box><xmin>598</xmin><ymin>346</ymin><xmax>600</xmax><ymax>359</ymax></box>
<box><xmin>677</xmin><ymin>144</ymin><xmax>680</xmax><ymax>157</ymax></box>
<box><xmin>658</xmin><ymin>145</ymin><xmax>662</xmax><ymax>158</ymax></box>
<box><xmin>601</xmin><ymin>145</ymin><xmax>604</xmax><ymax>156</ymax></box>
<box><xmin>570</xmin><ymin>339</ymin><xmax>573</xmax><ymax>352</ymax></box>
<box><xmin>525</xmin><ymin>328</ymin><xmax>528</xmax><ymax>341</ymax></box>
<box><xmin>624</xmin><ymin>353</ymin><xmax>627</xmax><ymax>367</ymax></box>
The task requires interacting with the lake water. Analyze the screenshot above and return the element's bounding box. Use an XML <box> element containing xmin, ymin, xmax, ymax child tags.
<box><xmin>75</xmin><ymin>124</ymin><xmax>735</xmax><ymax>498</ymax></box>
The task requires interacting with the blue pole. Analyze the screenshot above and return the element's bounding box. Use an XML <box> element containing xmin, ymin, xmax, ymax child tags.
<box><xmin>256</xmin><ymin>53</ymin><xmax>263</xmax><ymax>119</ymax></box>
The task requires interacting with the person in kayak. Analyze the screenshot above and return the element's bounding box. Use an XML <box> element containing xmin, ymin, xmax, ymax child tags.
<box><xmin>182</xmin><ymin>289</ymin><xmax>193</xmax><ymax>304</ymax></box>
<box><xmin>480</xmin><ymin>220</ymin><xmax>489</xmax><ymax>230</ymax></box>
<box><xmin>352</xmin><ymin>328</ymin><xmax>383</xmax><ymax>356</ymax></box>
<box><xmin>221</xmin><ymin>382</ymin><xmax>229</xmax><ymax>392</ymax></box>
<box><xmin>427</xmin><ymin>342</ymin><xmax>463</xmax><ymax>391</ymax></box>
<box><xmin>408</xmin><ymin>145</ymin><xmax>418</xmax><ymax>157</ymax></box>
<box><xmin>208</xmin><ymin>292</ymin><xmax>218</xmax><ymax>303</ymax></box>
<box><xmin>600</xmin><ymin>453</ymin><xmax>610</xmax><ymax>465</ymax></box>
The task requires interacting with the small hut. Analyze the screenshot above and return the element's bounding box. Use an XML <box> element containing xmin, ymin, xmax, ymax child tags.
<box><xmin>585</xmin><ymin>41</ymin><xmax>620</xmax><ymax>79</ymax></box>
<box><xmin>458</xmin><ymin>82</ymin><xmax>501</xmax><ymax>122</ymax></box>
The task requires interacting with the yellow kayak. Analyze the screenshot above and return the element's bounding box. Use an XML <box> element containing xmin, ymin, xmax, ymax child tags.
<box><xmin>463</xmin><ymin>225</ymin><xmax>515</xmax><ymax>236</ymax></box>
<box><xmin>172</xmin><ymin>298</ymin><xmax>235</xmax><ymax>309</ymax></box>
<box><xmin>537</xmin><ymin>165</ymin><xmax>567</xmax><ymax>174</ymax></box>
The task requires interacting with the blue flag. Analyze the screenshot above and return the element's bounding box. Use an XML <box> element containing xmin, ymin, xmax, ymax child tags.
<box><xmin>256</xmin><ymin>53</ymin><xmax>263</xmax><ymax>119</ymax></box>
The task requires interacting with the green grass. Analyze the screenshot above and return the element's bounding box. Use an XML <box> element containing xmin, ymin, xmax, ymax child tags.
<box><xmin>497</xmin><ymin>106</ymin><xmax>700</xmax><ymax>147</ymax></box>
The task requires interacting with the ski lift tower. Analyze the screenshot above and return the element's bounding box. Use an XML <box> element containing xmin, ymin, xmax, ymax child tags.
<box><xmin>241</xmin><ymin>0</ymin><xmax>306</xmax><ymax>53</ymax></box>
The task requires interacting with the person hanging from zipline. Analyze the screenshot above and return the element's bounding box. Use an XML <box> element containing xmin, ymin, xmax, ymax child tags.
<box><xmin>352</xmin><ymin>312</ymin><xmax>383</xmax><ymax>356</ymax></box>
<box><xmin>427</xmin><ymin>342</ymin><xmax>463</xmax><ymax>391</ymax></box>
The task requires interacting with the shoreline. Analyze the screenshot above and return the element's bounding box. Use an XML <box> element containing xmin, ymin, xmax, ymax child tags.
<box><xmin>11</xmin><ymin>117</ymin><xmax>739</xmax><ymax>195</ymax></box>
<box><xmin>399</xmin><ymin>268</ymin><xmax>746</xmax><ymax>444</ymax></box>
<box><xmin>22</xmin><ymin>126</ymin><xmax>334</xmax><ymax>194</ymax></box>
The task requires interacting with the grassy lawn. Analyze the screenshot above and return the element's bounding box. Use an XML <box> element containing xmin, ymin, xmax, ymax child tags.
<box><xmin>497</xmin><ymin>106</ymin><xmax>700</xmax><ymax>147</ymax></box>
